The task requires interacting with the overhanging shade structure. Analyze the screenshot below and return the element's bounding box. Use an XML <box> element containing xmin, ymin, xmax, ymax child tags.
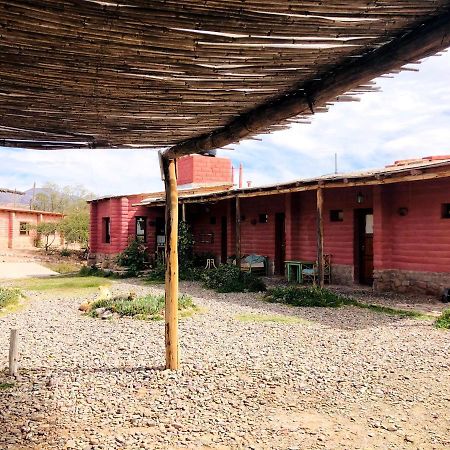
<box><xmin>2</xmin><ymin>1</ymin><xmax>450</xmax><ymax>369</ymax></box>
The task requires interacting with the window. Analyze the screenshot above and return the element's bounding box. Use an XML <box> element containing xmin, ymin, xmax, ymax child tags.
<box><xmin>136</xmin><ymin>216</ymin><xmax>147</xmax><ymax>242</ymax></box>
<box><xmin>209</xmin><ymin>216</ymin><xmax>216</xmax><ymax>225</ymax></box>
<box><xmin>102</xmin><ymin>217</ymin><xmax>111</xmax><ymax>244</ymax></box>
<box><xmin>258</xmin><ymin>213</ymin><xmax>268</xmax><ymax>223</ymax></box>
<box><xmin>442</xmin><ymin>204</ymin><xmax>450</xmax><ymax>219</ymax></box>
<box><xmin>330</xmin><ymin>210</ymin><xmax>344</xmax><ymax>222</ymax></box>
<box><xmin>19</xmin><ymin>222</ymin><xmax>29</xmax><ymax>235</ymax></box>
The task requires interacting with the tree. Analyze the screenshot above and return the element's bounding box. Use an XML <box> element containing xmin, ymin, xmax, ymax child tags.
<box><xmin>31</xmin><ymin>183</ymin><xmax>94</xmax><ymax>250</ymax></box>
<box><xmin>32</xmin><ymin>183</ymin><xmax>93</xmax><ymax>214</ymax></box>
<box><xmin>35</xmin><ymin>222</ymin><xmax>58</xmax><ymax>252</ymax></box>
<box><xmin>59</xmin><ymin>210</ymin><xmax>89</xmax><ymax>247</ymax></box>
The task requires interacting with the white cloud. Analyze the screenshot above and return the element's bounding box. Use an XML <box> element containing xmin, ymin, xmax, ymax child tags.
<box><xmin>1</xmin><ymin>51</ymin><xmax>450</xmax><ymax>194</ymax></box>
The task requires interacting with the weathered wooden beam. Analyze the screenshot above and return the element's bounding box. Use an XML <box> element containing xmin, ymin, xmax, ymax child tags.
<box><xmin>235</xmin><ymin>196</ymin><xmax>241</xmax><ymax>269</ymax></box>
<box><xmin>316</xmin><ymin>188</ymin><xmax>325</xmax><ymax>288</ymax></box>
<box><xmin>162</xmin><ymin>156</ymin><xmax>179</xmax><ymax>370</ymax></box>
<box><xmin>163</xmin><ymin>11</ymin><xmax>450</xmax><ymax>159</ymax></box>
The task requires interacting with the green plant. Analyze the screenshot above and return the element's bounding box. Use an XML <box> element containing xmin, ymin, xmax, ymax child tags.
<box><xmin>435</xmin><ymin>309</ymin><xmax>450</xmax><ymax>329</ymax></box>
<box><xmin>203</xmin><ymin>264</ymin><xmax>266</xmax><ymax>293</ymax></box>
<box><xmin>265</xmin><ymin>285</ymin><xmax>349</xmax><ymax>307</ymax></box>
<box><xmin>60</xmin><ymin>248</ymin><xmax>72</xmax><ymax>257</ymax></box>
<box><xmin>116</xmin><ymin>238</ymin><xmax>148</xmax><ymax>275</ymax></box>
<box><xmin>265</xmin><ymin>286</ymin><xmax>432</xmax><ymax>320</ymax></box>
<box><xmin>178</xmin><ymin>221</ymin><xmax>194</xmax><ymax>263</ymax></box>
<box><xmin>0</xmin><ymin>287</ymin><xmax>23</xmax><ymax>310</ymax></box>
<box><xmin>79</xmin><ymin>265</ymin><xmax>119</xmax><ymax>278</ymax></box>
<box><xmin>89</xmin><ymin>293</ymin><xmax>196</xmax><ymax>320</ymax></box>
<box><xmin>0</xmin><ymin>382</ymin><xmax>15</xmax><ymax>390</ymax></box>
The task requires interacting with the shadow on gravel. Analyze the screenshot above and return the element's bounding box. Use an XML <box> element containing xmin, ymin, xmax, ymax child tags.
<box><xmin>0</xmin><ymin>364</ymin><xmax>166</xmax><ymax>448</ymax></box>
<box><xmin>118</xmin><ymin>278</ymin><xmax>427</xmax><ymax>332</ymax></box>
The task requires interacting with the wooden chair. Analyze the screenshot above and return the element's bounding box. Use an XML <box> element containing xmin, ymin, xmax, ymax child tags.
<box><xmin>301</xmin><ymin>254</ymin><xmax>332</xmax><ymax>284</ymax></box>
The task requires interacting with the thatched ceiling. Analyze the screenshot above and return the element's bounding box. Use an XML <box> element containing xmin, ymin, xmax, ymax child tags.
<box><xmin>1</xmin><ymin>1</ymin><xmax>450</xmax><ymax>152</ymax></box>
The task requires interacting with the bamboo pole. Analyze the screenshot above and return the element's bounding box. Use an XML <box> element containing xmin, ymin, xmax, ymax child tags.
<box><xmin>162</xmin><ymin>156</ymin><xmax>179</xmax><ymax>370</ymax></box>
<box><xmin>235</xmin><ymin>196</ymin><xmax>241</xmax><ymax>269</ymax></box>
<box><xmin>316</xmin><ymin>187</ymin><xmax>324</xmax><ymax>288</ymax></box>
<box><xmin>9</xmin><ymin>329</ymin><xmax>18</xmax><ymax>377</ymax></box>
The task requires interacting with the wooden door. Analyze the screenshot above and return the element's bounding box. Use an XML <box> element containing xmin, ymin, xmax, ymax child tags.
<box><xmin>355</xmin><ymin>209</ymin><xmax>374</xmax><ymax>285</ymax></box>
<box><xmin>221</xmin><ymin>216</ymin><xmax>227</xmax><ymax>264</ymax></box>
<box><xmin>275</xmin><ymin>213</ymin><xmax>286</xmax><ymax>275</ymax></box>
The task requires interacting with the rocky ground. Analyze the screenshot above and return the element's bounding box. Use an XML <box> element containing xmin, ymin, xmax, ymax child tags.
<box><xmin>0</xmin><ymin>279</ymin><xmax>449</xmax><ymax>449</ymax></box>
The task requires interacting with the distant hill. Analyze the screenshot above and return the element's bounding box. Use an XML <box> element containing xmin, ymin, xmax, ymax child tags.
<box><xmin>0</xmin><ymin>187</ymin><xmax>46</xmax><ymax>208</ymax></box>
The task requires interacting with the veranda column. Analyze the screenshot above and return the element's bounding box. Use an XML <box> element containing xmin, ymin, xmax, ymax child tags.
<box><xmin>316</xmin><ymin>187</ymin><xmax>324</xmax><ymax>288</ymax></box>
<box><xmin>162</xmin><ymin>156</ymin><xmax>179</xmax><ymax>370</ymax></box>
<box><xmin>235</xmin><ymin>196</ymin><xmax>241</xmax><ymax>269</ymax></box>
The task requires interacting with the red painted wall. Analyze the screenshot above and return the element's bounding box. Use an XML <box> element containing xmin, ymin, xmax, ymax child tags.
<box><xmin>89</xmin><ymin>194</ymin><xmax>164</xmax><ymax>256</ymax></box>
<box><xmin>0</xmin><ymin>208</ymin><xmax>62</xmax><ymax>250</ymax></box>
<box><xmin>374</xmin><ymin>178</ymin><xmax>450</xmax><ymax>272</ymax></box>
<box><xmin>90</xmin><ymin>177</ymin><xmax>450</xmax><ymax>277</ymax></box>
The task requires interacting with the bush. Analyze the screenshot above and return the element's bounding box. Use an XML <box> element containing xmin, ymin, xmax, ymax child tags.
<box><xmin>265</xmin><ymin>285</ymin><xmax>350</xmax><ymax>307</ymax></box>
<box><xmin>79</xmin><ymin>266</ymin><xmax>116</xmax><ymax>278</ymax></box>
<box><xmin>203</xmin><ymin>264</ymin><xmax>266</xmax><ymax>293</ymax></box>
<box><xmin>0</xmin><ymin>287</ymin><xmax>22</xmax><ymax>310</ymax></box>
<box><xmin>116</xmin><ymin>238</ymin><xmax>148</xmax><ymax>275</ymax></box>
<box><xmin>60</xmin><ymin>248</ymin><xmax>72</xmax><ymax>257</ymax></box>
<box><xmin>89</xmin><ymin>293</ymin><xmax>196</xmax><ymax>320</ymax></box>
<box><xmin>435</xmin><ymin>309</ymin><xmax>450</xmax><ymax>329</ymax></box>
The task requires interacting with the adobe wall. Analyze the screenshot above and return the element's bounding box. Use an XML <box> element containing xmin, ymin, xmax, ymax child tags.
<box><xmin>0</xmin><ymin>209</ymin><xmax>62</xmax><ymax>250</ymax></box>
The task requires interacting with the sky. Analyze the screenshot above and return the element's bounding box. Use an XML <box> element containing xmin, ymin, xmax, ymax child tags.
<box><xmin>1</xmin><ymin>50</ymin><xmax>450</xmax><ymax>196</ymax></box>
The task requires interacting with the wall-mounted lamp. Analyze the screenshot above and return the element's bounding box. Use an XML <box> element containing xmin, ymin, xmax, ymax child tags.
<box><xmin>398</xmin><ymin>207</ymin><xmax>409</xmax><ymax>216</ymax></box>
<box><xmin>356</xmin><ymin>191</ymin><xmax>364</xmax><ymax>204</ymax></box>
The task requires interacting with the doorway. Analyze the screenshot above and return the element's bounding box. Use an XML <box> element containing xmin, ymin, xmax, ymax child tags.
<box><xmin>275</xmin><ymin>213</ymin><xmax>286</xmax><ymax>275</ymax></box>
<box><xmin>221</xmin><ymin>216</ymin><xmax>227</xmax><ymax>264</ymax></box>
<box><xmin>354</xmin><ymin>209</ymin><xmax>374</xmax><ymax>285</ymax></box>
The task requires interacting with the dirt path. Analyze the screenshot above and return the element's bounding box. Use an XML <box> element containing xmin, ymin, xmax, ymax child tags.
<box><xmin>0</xmin><ymin>262</ymin><xmax>58</xmax><ymax>279</ymax></box>
<box><xmin>0</xmin><ymin>280</ymin><xmax>449</xmax><ymax>449</ymax></box>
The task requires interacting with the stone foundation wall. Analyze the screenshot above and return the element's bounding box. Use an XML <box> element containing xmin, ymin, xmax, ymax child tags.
<box><xmin>374</xmin><ymin>269</ymin><xmax>450</xmax><ymax>296</ymax></box>
<box><xmin>331</xmin><ymin>264</ymin><xmax>354</xmax><ymax>285</ymax></box>
<box><xmin>88</xmin><ymin>252</ymin><xmax>120</xmax><ymax>269</ymax></box>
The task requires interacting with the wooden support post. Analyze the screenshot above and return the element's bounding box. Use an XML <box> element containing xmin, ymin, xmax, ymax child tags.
<box><xmin>316</xmin><ymin>187</ymin><xmax>324</xmax><ymax>288</ymax></box>
<box><xmin>9</xmin><ymin>329</ymin><xmax>18</xmax><ymax>377</ymax></box>
<box><xmin>162</xmin><ymin>157</ymin><xmax>179</xmax><ymax>370</ymax></box>
<box><xmin>235</xmin><ymin>196</ymin><xmax>241</xmax><ymax>269</ymax></box>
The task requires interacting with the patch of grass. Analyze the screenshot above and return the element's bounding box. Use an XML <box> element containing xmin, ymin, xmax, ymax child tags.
<box><xmin>15</xmin><ymin>276</ymin><xmax>111</xmax><ymax>292</ymax></box>
<box><xmin>0</xmin><ymin>382</ymin><xmax>15</xmax><ymax>390</ymax></box>
<box><xmin>264</xmin><ymin>286</ymin><xmax>431</xmax><ymax>319</ymax></box>
<box><xmin>88</xmin><ymin>293</ymin><xmax>197</xmax><ymax>320</ymax></box>
<box><xmin>435</xmin><ymin>309</ymin><xmax>450</xmax><ymax>329</ymax></box>
<box><xmin>44</xmin><ymin>261</ymin><xmax>80</xmax><ymax>274</ymax></box>
<box><xmin>354</xmin><ymin>302</ymin><xmax>431</xmax><ymax>319</ymax></box>
<box><xmin>0</xmin><ymin>287</ymin><xmax>23</xmax><ymax>309</ymax></box>
<box><xmin>235</xmin><ymin>313</ymin><xmax>309</xmax><ymax>324</ymax></box>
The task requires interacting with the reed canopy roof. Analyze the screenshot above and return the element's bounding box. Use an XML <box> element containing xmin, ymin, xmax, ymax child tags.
<box><xmin>1</xmin><ymin>1</ymin><xmax>450</xmax><ymax>154</ymax></box>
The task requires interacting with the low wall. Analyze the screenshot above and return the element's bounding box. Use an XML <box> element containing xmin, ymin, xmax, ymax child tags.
<box><xmin>332</xmin><ymin>264</ymin><xmax>354</xmax><ymax>285</ymax></box>
<box><xmin>374</xmin><ymin>269</ymin><xmax>450</xmax><ymax>297</ymax></box>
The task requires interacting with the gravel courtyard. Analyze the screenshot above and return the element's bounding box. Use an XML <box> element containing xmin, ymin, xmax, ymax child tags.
<box><xmin>0</xmin><ymin>280</ymin><xmax>449</xmax><ymax>450</ymax></box>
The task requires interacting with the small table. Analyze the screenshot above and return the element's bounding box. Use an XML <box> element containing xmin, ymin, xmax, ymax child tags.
<box><xmin>285</xmin><ymin>260</ymin><xmax>315</xmax><ymax>283</ymax></box>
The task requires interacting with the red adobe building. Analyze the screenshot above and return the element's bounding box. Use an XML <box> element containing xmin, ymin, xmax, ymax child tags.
<box><xmin>0</xmin><ymin>206</ymin><xmax>63</xmax><ymax>250</ymax></box>
<box><xmin>89</xmin><ymin>154</ymin><xmax>450</xmax><ymax>296</ymax></box>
